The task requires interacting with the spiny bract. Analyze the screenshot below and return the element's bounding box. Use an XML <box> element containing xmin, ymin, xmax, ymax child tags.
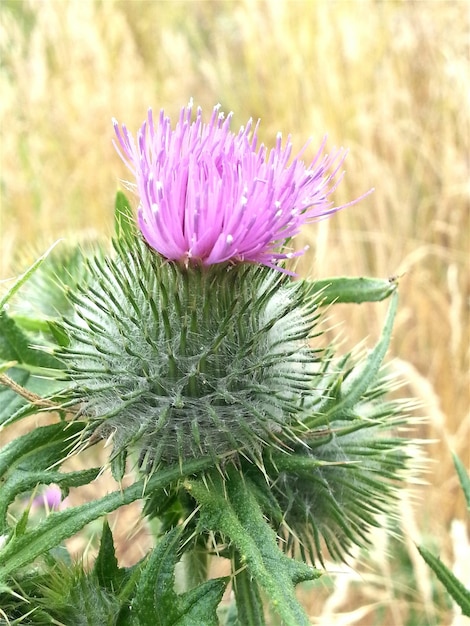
<box><xmin>58</xmin><ymin>237</ymin><xmax>325</xmax><ymax>471</ymax></box>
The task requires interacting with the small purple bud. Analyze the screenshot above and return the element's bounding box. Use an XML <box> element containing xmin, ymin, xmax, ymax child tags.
<box><xmin>33</xmin><ymin>485</ymin><xmax>63</xmax><ymax>511</ymax></box>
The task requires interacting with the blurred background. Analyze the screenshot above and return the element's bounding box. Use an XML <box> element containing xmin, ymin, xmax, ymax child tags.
<box><xmin>0</xmin><ymin>1</ymin><xmax>468</xmax><ymax>624</ymax></box>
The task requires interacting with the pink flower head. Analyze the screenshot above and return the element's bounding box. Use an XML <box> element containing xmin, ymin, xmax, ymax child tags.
<box><xmin>113</xmin><ymin>101</ymin><xmax>361</xmax><ymax>271</ymax></box>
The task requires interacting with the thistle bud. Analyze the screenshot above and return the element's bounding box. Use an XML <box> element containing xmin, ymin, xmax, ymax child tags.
<box><xmin>59</xmin><ymin>239</ymin><xmax>324</xmax><ymax>471</ymax></box>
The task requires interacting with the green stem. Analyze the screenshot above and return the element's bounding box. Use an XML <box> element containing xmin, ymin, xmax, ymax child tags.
<box><xmin>187</xmin><ymin>468</ymin><xmax>316</xmax><ymax>626</ymax></box>
<box><xmin>232</xmin><ymin>550</ymin><xmax>266</xmax><ymax>626</ymax></box>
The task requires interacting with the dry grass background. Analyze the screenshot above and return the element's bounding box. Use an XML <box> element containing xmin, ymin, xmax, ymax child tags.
<box><xmin>0</xmin><ymin>1</ymin><xmax>469</xmax><ymax>624</ymax></box>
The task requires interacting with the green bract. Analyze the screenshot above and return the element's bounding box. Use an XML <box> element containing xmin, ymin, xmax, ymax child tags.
<box><xmin>57</xmin><ymin>235</ymin><xmax>324</xmax><ymax>471</ymax></box>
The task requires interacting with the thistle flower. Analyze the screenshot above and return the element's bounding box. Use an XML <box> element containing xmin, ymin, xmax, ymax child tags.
<box><xmin>0</xmin><ymin>101</ymin><xmax>420</xmax><ymax>626</ymax></box>
<box><xmin>56</xmin><ymin>104</ymin><xmax>365</xmax><ymax>471</ymax></box>
<box><xmin>113</xmin><ymin>101</ymin><xmax>356</xmax><ymax>271</ymax></box>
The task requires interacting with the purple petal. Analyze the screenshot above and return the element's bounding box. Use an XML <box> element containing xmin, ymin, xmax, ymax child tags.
<box><xmin>113</xmin><ymin>102</ymin><xmax>370</xmax><ymax>270</ymax></box>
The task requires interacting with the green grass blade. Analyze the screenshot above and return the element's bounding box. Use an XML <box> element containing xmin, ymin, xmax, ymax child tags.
<box><xmin>417</xmin><ymin>545</ymin><xmax>470</xmax><ymax>617</ymax></box>
<box><xmin>0</xmin><ymin>240</ymin><xmax>62</xmax><ymax>309</ymax></box>
<box><xmin>452</xmin><ymin>453</ymin><xmax>470</xmax><ymax>511</ymax></box>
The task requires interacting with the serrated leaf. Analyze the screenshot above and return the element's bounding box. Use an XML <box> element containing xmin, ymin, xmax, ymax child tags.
<box><xmin>188</xmin><ymin>469</ymin><xmax>319</xmax><ymax>626</ymax></box>
<box><xmin>0</xmin><ymin>466</ymin><xmax>99</xmax><ymax>533</ymax></box>
<box><xmin>132</xmin><ymin>527</ymin><xmax>180</xmax><ymax>623</ymax></box>
<box><xmin>305</xmin><ymin>276</ymin><xmax>397</xmax><ymax>305</ymax></box>
<box><xmin>115</xmin><ymin>561</ymin><xmax>147</xmax><ymax>625</ymax></box>
<box><xmin>8</xmin><ymin>241</ymin><xmax>105</xmax><ymax>328</ymax></box>
<box><xmin>94</xmin><ymin>520</ymin><xmax>126</xmax><ymax>593</ymax></box>
<box><xmin>417</xmin><ymin>545</ymin><xmax>470</xmax><ymax>617</ymax></box>
<box><xmin>0</xmin><ymin>422</ymin><xmax>95</xmax><ymax>532</ymax></box>
<box><xmin>0</xmin><ymin>455</ymin><xmax>214</xmax><ymax>583</ymax></box>
<box><xmin>0</xmin><ymin>310</ymin><xmax>63</xmax><ymax>371</ymax></box>
<box><xmin>175</xmin><ymin>578</ymin><xmax>228</xmax><ymax>626</ymax></box>
<box><xmin>132</xmin><ymin>526</ymin><xmax>228</xmax><ymax>626</ymax></box>
<box><xmin>452</xmin><ymin>453</ymin><xmax>470</xmax><ymax>511</ymax></box>
<box><xmin>325</xmin><ymin>289</ymin><xmax>398</xmax><ymax>420</ymax></box>
<box><xmin>0</xmin><ymin>308</ymin><xmax>67</xmax><ymax>427</ymax></box>
<box><xmin>0</xmin><ymin>422</ymin><xmax>85</xmax><ymax>479</ymax></box>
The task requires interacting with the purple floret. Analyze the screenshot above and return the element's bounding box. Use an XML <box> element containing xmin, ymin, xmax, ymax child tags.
<box><xmin>113</xmin><ymin>101</ymin><xmax>363</xmax><ymax>271</ymax></box>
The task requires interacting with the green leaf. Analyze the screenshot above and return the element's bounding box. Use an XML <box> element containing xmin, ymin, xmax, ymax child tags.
<box><xmin>0</xmin><ymin>240</ymin><xmax>62</xmax><ymax>309</ymax></box>
<box><xmin>0</xmin><ymin>309</ymin><xmax>63</xmax><ymax>370</ymax></box>
<box><xmin>110</xmin><ymin>448</ymin><xmax>128</xmax><ymax>483</ymax></box>
<box><xmin>94</xmin><ymin>520</ymin><xmax>126</xmax><ymax>593</ymax></box>
<box><xmin>0</xmin><ymin>455</ymin><xmax>214</xmax><ymax>583</ymax></box>
<box><xmin>131</xmin><ymin>529</ymin><xmax>180</xmax><ymax>622</ymax></box>
<box><xmin>232</xmin><ymin>552</ymin><xmax>266</xmax><ymax>626</ymax></box>
<box><xmin>188</xmin><ymin>469</ymin><xmax>320</xmax><ymax>626</ymax></box>
<box><xmin>7</xmin><ymin>240</ymin><xmax>105</xmax><ymax>329</ymax></box>
<box><xmin>323</xmin><ymin>289</ymin><xmax>398</xmax><ymax>421</ymax></box>
<box><xmin>305</xmin><ymin>276</ymin><xmax>397</xmax><ymax>305</ymax></box>
<box><xmin>417</xmin><ymin>545</ymin><xmax>470</xmax><ymax>617</ymax></box>
<box><xmin>115</xmin><ymin>561</ymin><xmax>147</xmax><ymax>625</ymax></box>
<box><xmin>0</xmin><ymin>422</ymin><xmax>96</xmax><ymax>532</ymax></box>
<box><xmin>0</xmin><ymin>422</ymin><xmax>84</xmax><ymax>479</ymax></box>
<box><xmin>0</xmin><ymin>466</ymin><xmax>99</xmax><ymax>534</ymax></box>
<box><xmin>452</xmin><ymin>453</ymin><xmax>470</xmax><ymax>511</ymax></box>
<box><xmin>176</xmin><ymin>578</ymin><xmax>228</xmax><ymax>626</ymax></box>
<box><xmin>0</xmin><ymin>366</ymin><xmax>65</xmax><ymax>427</ymax></box>
<box><xmin>114</xmin><ymin>191</ymin><xmax>136</xmax><ymax>240</ymax></box>
<box><xmin>342</xmin><ymin>289</ymin><xmax>397</xmax><ymax>395</ymax></box>
<box><xmin>47</xmin><ymin>320</ymin><xmax>70</xmax><ymax>347</ymax></box>
<box><xmin>132</xmin><ymin>526</ymin><xmax>228</xmax><ymax>626</ymax></box>
<box><xmin>12</xmin><ymin>507</ymin><xmax>30</xmax><ymax>540</ymax></box>
<box><xmin>0</xmin><ymin>309</ymin><xmax>68</xmax><ymax>428</ymax></box>
<box><xmin>5</xmin><ymin>314</ymin><xmax>53</xmax><ymax>335</ymax></box>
